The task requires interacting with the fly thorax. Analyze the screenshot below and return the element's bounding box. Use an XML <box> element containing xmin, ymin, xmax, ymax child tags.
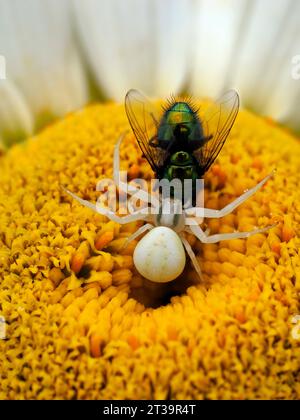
<box><xmin>173</xmin><ymin>124</ymin><xmax>190</xmax><ymax>142</ymax></box>
<box><xmin>154</xmin><ymin>198</ymin><xmax>186</xmax><ymax>233</ymax></box>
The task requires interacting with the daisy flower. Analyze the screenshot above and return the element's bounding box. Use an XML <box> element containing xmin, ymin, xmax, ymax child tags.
<box><xmin>0</xmin><ymin>0</ymin><xmax>299</xmax><ymax>400</ymax></box>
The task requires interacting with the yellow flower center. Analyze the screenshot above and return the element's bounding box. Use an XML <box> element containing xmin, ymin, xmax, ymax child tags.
<box><xmin>0</xmin><ymin>102</ymin><xmax>299</xmax><ymax>399</ymax></box>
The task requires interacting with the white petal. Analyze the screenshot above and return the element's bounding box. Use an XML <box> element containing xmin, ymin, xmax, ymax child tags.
<box><xmin>0</xmin><ymin>79</ymin><xmax>34</xmax><ymax>148</ymax></box>
<box><xmin>260</xmin><ymin>2</ymin><xmax>300</xmax><ymax>130</ymax></box>
<box><xmin>189</xmin><ymin>0</ymin><xmax>248</xmax><ymax>98</ymax></box>
<box><xmin>150</xmin><ymin>0</ymin><xmax>193</xmax><ymax>97</ymax></box>
<box><xmin>74</xmin><ymin>0</ymin><xmax>191</xmax><ymax>100</ymax></box>
<box><xmin>0</xmin><ymin>54</ymin><xmax>6</xmax><ymax>80</ymax></box>
<box><xmin>0</xmin><ymin>0</ymin><xmax>88</xmax><ymax>123</ymax></box>
<box><xmin>189</xmin><ymin>0</ymin><xmax>300</xmax><ymax>131</ymax></box>
<box><xmin>231</xmin><ymin>0</ymin><xmax>296</xmax><ymax>113</ymax></box>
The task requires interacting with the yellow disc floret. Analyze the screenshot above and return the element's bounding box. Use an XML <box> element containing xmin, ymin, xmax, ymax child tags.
<box><xmin>0</xmin><ymin>102</ymin><xmax>300</xmax><ymax>400</ymax></box>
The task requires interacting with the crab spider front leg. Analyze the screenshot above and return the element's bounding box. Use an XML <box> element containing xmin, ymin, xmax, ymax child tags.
<box><xmin>63</xmin><ymin>134</ymin><xmax>153</xmax><ymax>227</ymax></box>
<box><xmin>185</xmin><ymin>171</ymin><xmax>275</xmax><ymax>219</ymax></box>
<box><xmin>122</xmin><ymin>223</ymin><xmax>154</xmax><ymax>248</ymax></box>
<box><xmin>114</xmin><ymin>133</ymin><xmax>153</xmax><ymax>205</ymax></box>
<box><xmin>186</xmin><ymin>222</ymin><xmax>275</xmax><ymax>244</ymax></box>
<box><xmin>63</xmin><ymin>187</ymin><xmax>149</xmax><ymax>224</ymax></box>
<box><xmin>113</xmin><ymin>132</ymin><xmax>126</xmax><ymax>187</ymax></box>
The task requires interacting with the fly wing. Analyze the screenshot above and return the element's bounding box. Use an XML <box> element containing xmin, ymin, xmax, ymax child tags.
<box><xmin>193</xmin><ymin>90</ymin><xmax>239</xmax><ymax>173</ymax></box>
<box><xmin>125</xmin><ymin>89</ymin><xmax>168</xmax><ymax>173</ymax></box>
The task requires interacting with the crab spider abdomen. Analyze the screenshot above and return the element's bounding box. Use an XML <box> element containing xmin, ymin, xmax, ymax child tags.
<box><xmin>133</xmin><ymin>226</ymin><xmax>186</xmax><ymax>283</ymax></box>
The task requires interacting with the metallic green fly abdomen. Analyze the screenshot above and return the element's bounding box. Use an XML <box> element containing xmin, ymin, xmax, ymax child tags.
<box><xmin>163</xmin><ymin>162</ymin><xmax>198</xmax><ymax>186</ymax></box>
<box><xmin>164</xmin><ymin>151</ymin><xmax>198</xmax><ymax>186</ymax></box>
<box><xmin>170</xmin><ymin>151</ymin><xmax>193</xmax><ymax>166</ymax></box>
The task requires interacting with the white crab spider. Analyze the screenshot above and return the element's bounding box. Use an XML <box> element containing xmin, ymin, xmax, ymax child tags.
<box><xmin>64</xmin><ymin>134</ymin><xmax>275</xmax><ymax>283</ymax></box>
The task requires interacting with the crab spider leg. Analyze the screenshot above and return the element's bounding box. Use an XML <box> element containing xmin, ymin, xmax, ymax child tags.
<box><xmin>122</xmin><ymin>223</ymin><xmax>154</xmax><ymax>249</ymax></box>
<box><xmin>63</xmin><ymin>187</ymin><xmax>149</xmax><ymax>224</ymax></box>
<box><xmin>180</xmin><ymin>234</ymin><xmax>203</xmax><ymax>281</ymax></box>
<box><xmin>186</xmin><ymin>222</ymin><xmax>275</xmax><ymax>244</ymax></box>
<box><xmin>204</xmin><ymin>227</ymin><xmax>210</xmax><ymax>235</ymax></box>
<box><xmin>113</xmin><ymin>133</ymin><xmax>152</xmax><ymax>204</ymax></box>
<box><xmin>113</xmin><ymin>132</ymin><xmax>126</xmax><ymax>187</ymax></box>
<box><xmin>185</xmin><ymin>170</ymin><xmax>275</xmax><ymax>219</ymax></box>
